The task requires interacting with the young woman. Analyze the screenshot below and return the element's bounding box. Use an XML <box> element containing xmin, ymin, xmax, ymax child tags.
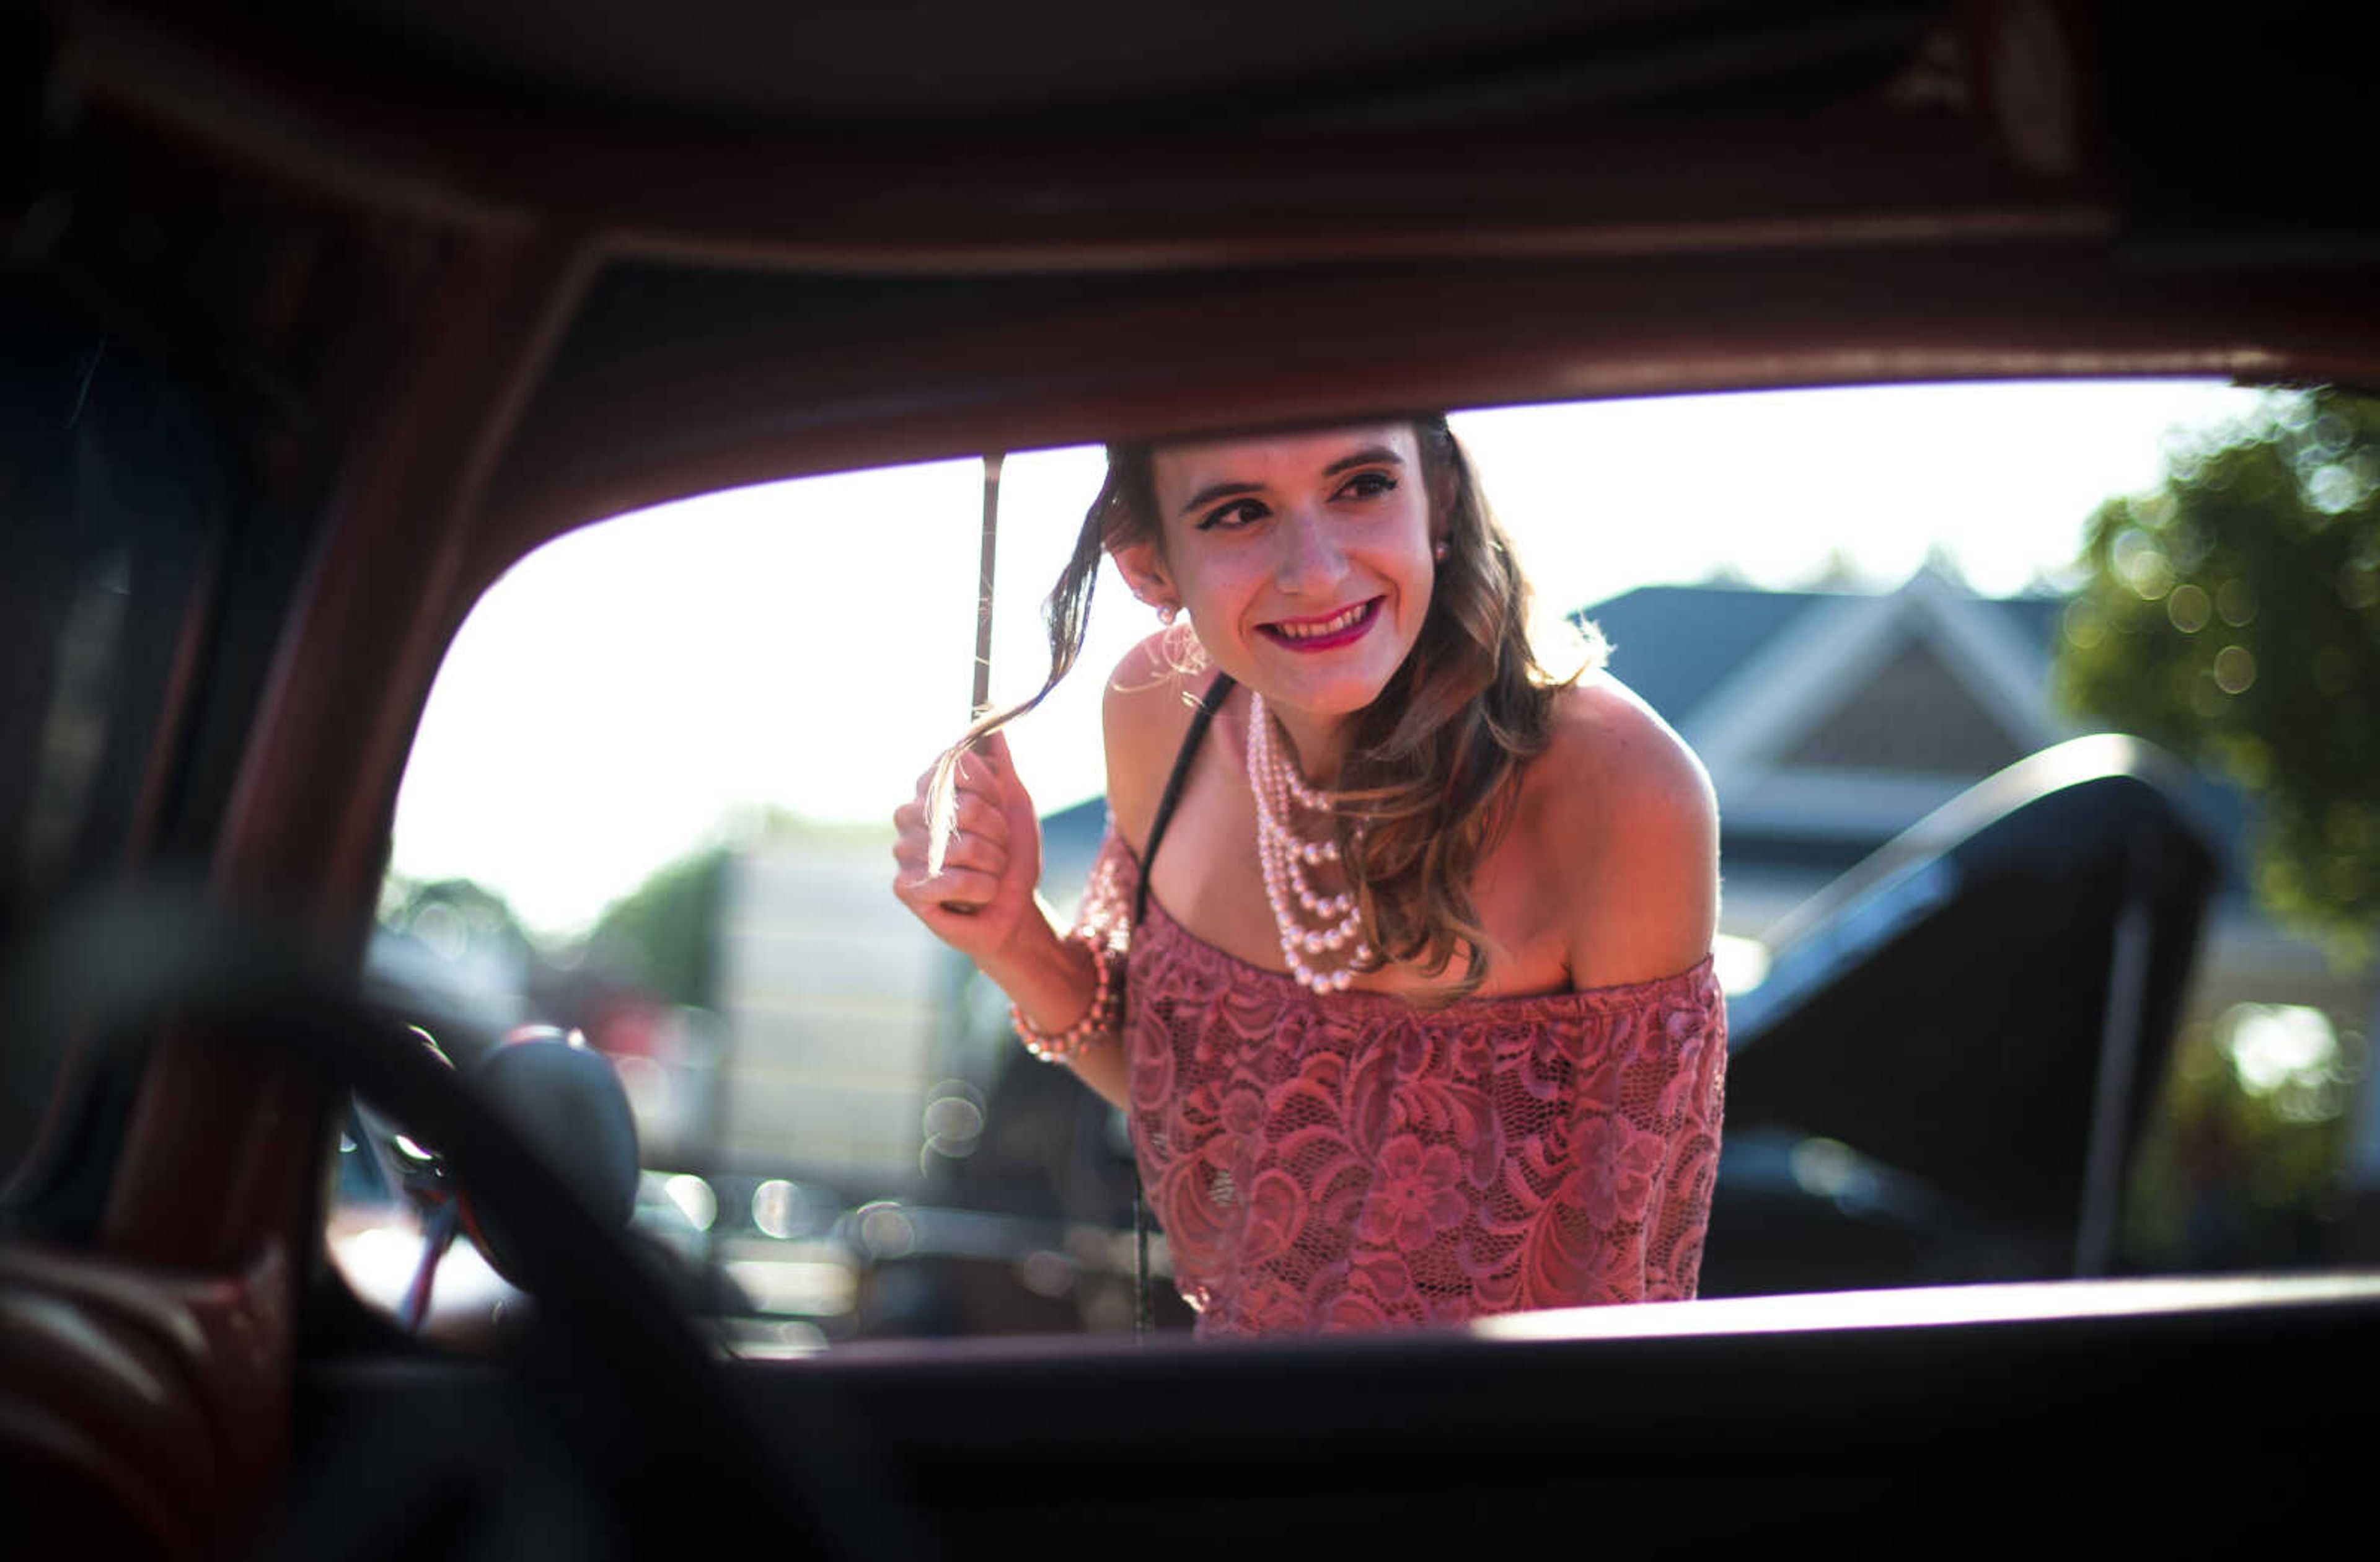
<box><xmin>892</xmin><ymin>416</ymin><xmax>1724</xmax><ymax>1336</ymax></box>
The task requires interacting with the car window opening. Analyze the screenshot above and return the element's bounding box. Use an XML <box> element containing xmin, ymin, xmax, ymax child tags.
<box><xmin>343</xmin><ymin>381</ymin><xmax>2378</xmax><ymax>1351</ymax></box>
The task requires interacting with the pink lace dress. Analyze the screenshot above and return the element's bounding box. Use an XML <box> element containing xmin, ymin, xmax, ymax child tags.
<box><xmin>1075</xmin><ymin>829</ymin><xmax>1728</xmax><ymax>1339</ymax></box>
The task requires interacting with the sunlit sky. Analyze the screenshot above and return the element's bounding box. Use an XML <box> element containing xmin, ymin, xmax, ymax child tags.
<box><xmin>390</xmin><ymin>380</ymin><xmax>2267</xmax><ymax>936</ymax></box>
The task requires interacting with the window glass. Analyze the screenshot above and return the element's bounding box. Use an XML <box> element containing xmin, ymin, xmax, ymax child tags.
<box><xmin>347</xmin><ymin>381</ymin><xmax>2377</xmax><ymax>1349</ymax></box>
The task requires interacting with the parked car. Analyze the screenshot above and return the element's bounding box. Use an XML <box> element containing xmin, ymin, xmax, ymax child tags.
<box><xmin>3</xmin><ymin>4</ymin><xmax>2376</xmax><ymax>1558</ymax></box>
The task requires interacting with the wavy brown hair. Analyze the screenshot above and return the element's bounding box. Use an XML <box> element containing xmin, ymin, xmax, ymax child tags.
<box><xmin>931</xmin><ymin>415</ymin><xmax>1603</xmax><ymax>997</ymax></box>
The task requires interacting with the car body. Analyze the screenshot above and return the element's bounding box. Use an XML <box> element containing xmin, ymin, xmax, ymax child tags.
<box><xmin>3</xmin><ymin>3</ymin><xmax>2377</xmax><ymax>1556</ymax></box>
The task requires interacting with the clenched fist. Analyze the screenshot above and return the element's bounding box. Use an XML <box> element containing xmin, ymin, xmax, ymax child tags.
<box><xmin>891</xmin><ymin>731</ymin><xmax>1046</xmax><ymax>968</ymax></box>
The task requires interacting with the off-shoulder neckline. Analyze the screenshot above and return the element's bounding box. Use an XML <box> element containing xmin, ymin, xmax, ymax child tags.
<box><xmin>1121</xmin><ymin>841</ymin><xmax>1717</xmax><ymax>1018</ymax></box>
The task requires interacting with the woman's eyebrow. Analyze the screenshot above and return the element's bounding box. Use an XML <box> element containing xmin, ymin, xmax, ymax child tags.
<box><xmin>1176</xmin><ymin>446</ymin><xmax>1406</xmax><ymax>516</ymax></box>
<box><xmin>1320</xmin><ymin>445</ymin><xmax>1405</xmax><ymax>477</ymax></box>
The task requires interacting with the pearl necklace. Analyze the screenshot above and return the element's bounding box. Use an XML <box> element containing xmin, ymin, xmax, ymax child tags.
<box><xmin>1246</xmin><ymin>691</ymin><xmax>1372</xmax><ymax>992</ymax></box>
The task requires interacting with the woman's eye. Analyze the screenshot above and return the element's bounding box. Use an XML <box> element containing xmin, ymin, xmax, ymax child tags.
<box><xmin>1335</xmin><ymin>470</ymin><xmax>1398</xmax><ymax>501</ymax></box>
<box><xmin>1197</xmin><ymin>499</ymin><xmax>1267</xmax><ymax>531</ymax></box>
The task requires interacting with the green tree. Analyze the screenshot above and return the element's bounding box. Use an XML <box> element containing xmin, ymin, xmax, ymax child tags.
<box><xmin>2055</xmin><ymin>388</ymin><xmax>2380</xmax><ymax>961</ymax></box>
<box><xmin>586</xmin><ymin>845</ymin><xmax>732</xmax><ymax>1008</ymax></box>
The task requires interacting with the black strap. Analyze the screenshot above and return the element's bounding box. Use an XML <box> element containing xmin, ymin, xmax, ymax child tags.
<box><xmin>1135</xmin><ymin>671</ymin><xmax>1235</xmax><ymax>926</ymax></box>
<box><xmin>1127</xmin><ymin>669</ymin><xmax>1233</xmax><ymax>1338</ymax></box>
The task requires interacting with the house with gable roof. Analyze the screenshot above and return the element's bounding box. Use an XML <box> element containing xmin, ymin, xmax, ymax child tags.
<box><xmin>1590</xmin><ymin>565</ymin><xmax>2071</xmax><ymax>935</ymax></box>
<box><xmin>1582</xmin><ymin>564</ymin><xmax>2363</xmax><ymax>1051</ymax></box>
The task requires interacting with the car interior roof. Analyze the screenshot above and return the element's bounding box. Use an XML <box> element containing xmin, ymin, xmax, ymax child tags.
<box><xmin>49</xmin><ymin>6</ymin><xmax>2378</xmax><ymax>588</ymax></box>
<box><xmin>193</xmin><ymin>1</ymin><xmax>1948</xmax><ymax>125</ymax></box>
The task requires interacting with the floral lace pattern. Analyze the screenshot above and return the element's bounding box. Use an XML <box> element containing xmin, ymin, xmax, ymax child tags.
<box><xmin>1077</xmin><ymin>829</ymin><xmax>1728</xmax><ymax>1339</ymax></box>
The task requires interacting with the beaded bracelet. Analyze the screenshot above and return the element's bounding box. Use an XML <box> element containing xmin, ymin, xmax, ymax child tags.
<box><xmin>1010</xmin><ymin>933</ymin><xmax>1119</xmax><ymax>1064</ymax></box>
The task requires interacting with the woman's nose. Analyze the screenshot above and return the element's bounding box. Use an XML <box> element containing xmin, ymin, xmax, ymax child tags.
<box><xmin>1272</xmin><ymin>505</ymin><xmax>1348</xmax><ymax>594</ymax></box>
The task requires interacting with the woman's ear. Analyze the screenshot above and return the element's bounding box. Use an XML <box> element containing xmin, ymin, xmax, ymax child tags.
<box><xmin>1428</xmin><ymin>467</ymin><xmax>1460</xmax><ymax>531</ymax></box>
<box><xmin>1419</xmin><ymin>421</ymin><xmax>1461</xmax><ymax>533</ymax></box>
<box><xmin>1110</xmin><ymin>537</ymin><xmax>1179</xmax><ymax>617</ymax></box>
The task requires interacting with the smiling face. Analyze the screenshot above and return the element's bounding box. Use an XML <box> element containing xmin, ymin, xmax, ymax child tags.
<box><xmin>1119</xmin><ymin>423</ymin><xmax>1439</xmax><ymax>759</ymax></box>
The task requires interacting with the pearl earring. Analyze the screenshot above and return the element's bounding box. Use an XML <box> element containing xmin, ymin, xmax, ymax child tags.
<box><xmin>1432</xmin><ymin>540</ymin><xmax>1450</xmax><ymax>563</ymax></box>
<box><xmin>1159</xmin><ymin>604</ymin><xmax>1178</xmax><ymax>625</ymax></box>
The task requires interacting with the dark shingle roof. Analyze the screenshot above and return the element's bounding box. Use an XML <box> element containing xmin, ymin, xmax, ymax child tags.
<box><xmin>1575</xmin><ymin>585</ymin><xmax>1822</xmax><ymax>726</ymax></box>
<box><xmin>1574</xmin><ymin>580</ymin><xmax>2068</xmax><ymax>728</ymax></box>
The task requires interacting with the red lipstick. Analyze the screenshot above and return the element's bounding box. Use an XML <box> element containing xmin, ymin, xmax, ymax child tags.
<box><xmin>1259</xmin><ymin>597</ymin><xmax>1382</xmax><ymax>652</ymax></box>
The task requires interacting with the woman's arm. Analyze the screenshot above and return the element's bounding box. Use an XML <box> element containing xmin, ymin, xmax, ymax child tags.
<box><xmin>892</xmin><ymin>732</ymin><xmax>1125</xmax><ymax>1104</ymax></box>
<box><xmin>984</xmin><ymin>914</ymin><xmax>1132</xmax><ymax>1111</ymax></box>
<box><xmin>1538</xmin><ymin>683</ymin><xmax>1729</xmax><ymax>1297</ymax></box>
<box><xmin>891</xmin><ymin>634</ymin><xmax>1191</xmax><ymax>1113</ymax></box>
<box><xmin>1654</xmin><ymin>991</ymin><xmax>1727</xmax><ymax>1299</ymax></box>
<box><xmin>983</xmin><ymin>635</ymin><xmax>1191</xmax><ymax>1111</ymax></box>
<box><xmin>1028</xmin><ymin>633</ymin><xmax>1205</xmax><ymax>1112</ymax></box>
<box><xmin>1064</xmin><ymin>1038</ymin><xmax>1132</xmax><ymax>1111</ymax></box>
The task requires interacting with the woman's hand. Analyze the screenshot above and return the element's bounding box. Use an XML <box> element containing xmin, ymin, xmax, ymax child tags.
<box><xmin>891</xmin><ymin>731</ymin><xmax>1046</xmax><ymax>967</ymax></box>
<box><xmin>892</xmin><ymin>733</ymin><xmax>1129</xmax><ymax>1108</ymax></box>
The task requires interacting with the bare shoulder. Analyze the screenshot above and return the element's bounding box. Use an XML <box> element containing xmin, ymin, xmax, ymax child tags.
<box><xmin>1101</xmin><ymin>630</ymin><xmax>1212</xmax><ymax>855</ymax></box>
<box><xmin>1535</xmin><ymin>674</ymin><xmax>1716</xmax><ymax>827</ymax></box>
<box><xmin>1521</xmin><ymin>674</ymin><xmax>1720</xmax><ymax>986</ymax></box>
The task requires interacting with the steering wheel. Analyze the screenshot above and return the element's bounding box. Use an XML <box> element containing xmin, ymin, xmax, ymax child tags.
<box><xmin>6</xmin><ymin>883</ymin><xmax>930</xmax><ymax>1560</ymax></box>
